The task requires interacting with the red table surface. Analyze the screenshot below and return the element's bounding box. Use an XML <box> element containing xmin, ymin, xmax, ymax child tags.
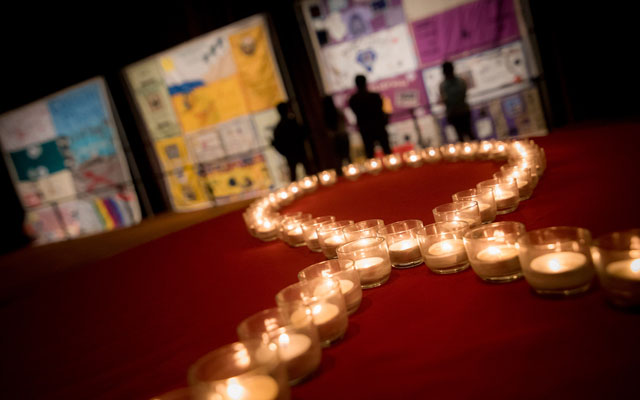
<box><xmin>2</xmin><ymin>123</ymin><xmax>640</xmax><ymax>400</ymax></box>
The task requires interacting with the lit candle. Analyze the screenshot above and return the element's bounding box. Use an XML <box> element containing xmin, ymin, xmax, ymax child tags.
<box><xmin>526</xmin><ymin>251</ymin><xmax>594</xmax><ymax>292</ymax></box>
<box><xmin>275</xmin><ymin>332</ymin><xmax>318</xmax><ymax>384</ymax></box>
<box><xmin>471</xmin><ymin>244</ymin><xmax>521</xmax><ymax>279</ymax></box>
<box><xmin>354</xmin><ymin>256</ymin><xmax>391</xmax><ymax>286</ymax></box>
<box><xmin>255</xmin><ymin>220</ymin><xmax>277</xmax><ymax>241</ymax></box>
<box><xmin>321</xmin><ymin>235</ymin><xmax>345</xmax><ymax>259</ymax></box>
<box><xmin>607</xmin><ymin>259</ymin><xmax>640</xmax><ymax>281</ymax></box>
<box><xmin>224</xmin><ymin>375</ymin><xmax>279</xmax><ymax>400</ymax></box>
<box><xmin>493</xmin><ymin>187</ymin><xmax>518</xmax><ymax>210</ymax></box>
<box><xmin>388</xmin><ymin>239</ymin><xmax>422</xmax><ymax>267</ymax></box>
<box><xmin>423</xmin><ymin>239</ymin><xmax>468</xmax><ymax>271</ymax></box>
<box><xmin>277</xmin><ymin>333</ymin><xmax>311</xmax><ymax>362</ymax></box>
<box><xmin>286</xmin><ymin>226</ymin><xmax>305</xmax><ymax>246</ymax></box>
<box><xmin>315</xmin><ymin>278</ymin><xmax>358</xmax><ymax>312</ymax></box>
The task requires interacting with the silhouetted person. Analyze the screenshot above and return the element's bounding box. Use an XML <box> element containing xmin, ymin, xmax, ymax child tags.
<box><xmin>272</xmin><ymin>102</ymin><xmax>311</xmax><ymax>182</ymax></box>
<box><xmin>439</xmin><ymin>61</ymin><xmax>473</xmax><ymax>142</ymax></box>
<box><xmin>322</xmin><ymin>96</ymin><xmax>351</xmax><ymax>168</ymax></box>
<box><xmin>348</xmin><ymin>75</ymin><xmax>392</xmax><ymax>158</ymax></box>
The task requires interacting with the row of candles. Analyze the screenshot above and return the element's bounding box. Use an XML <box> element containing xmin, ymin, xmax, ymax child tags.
<box><xmin>153</xmin><ymin>139</ymin><xmax>639</xmax><ymax>400</ymax></box>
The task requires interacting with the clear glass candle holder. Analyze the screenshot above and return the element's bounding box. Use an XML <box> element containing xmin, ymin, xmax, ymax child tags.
<box><xmin>417</xmin><ymin>221</ymin><xmax>470</xmax><ymax>274</ymax></box>
<box><xmin>433</xmin><ymin>201</ymin><xmax>482</xmax><ymax>229</ymax></box>
<box><xmin>507</xmin><ymin>161</ymin><xmax>539</xmax><ymax>188</ymax></box>
<box><xmin>301</xmin><ymin>216</ymin><xmax>336</xmax><ymax>252</ymax></box>
<box><xmin>459</xmin><ymin>142</ymin><xmax>478</xmax><ymax>160</ymax></box>
<box><xmin>364</xmin><ymin>158</ymin><xmax>383</xmax><ymax>175</ymax></box>
<box><xmin>335</xmin><ymin>236</ymin><xmax>392</xmax><ymax>289</ymax></box>
<box><xmin>187</xmin><ymin>339</ymin><xmax>290</xmax><ymax>400</ymax></box>
<box><xmin>281</xmin><ymin>214</ymin><xmax>312</xmax><ymax>247</ymax></box>
<box><xmin>342</xmin><ymin>163</ymin><xmax>362</xmax><ymax>180</ymax></box>
<box><xmin>254</xmin><ymin>217</ymin><xmax>280</xmax><ymax>242</ymax></box>
<box><xmin>490</xmin><ymin>141</ymin><xmax>508</xmax><ymax>159</ymax></box>
<box><xmin>441</xmin><ymin>143</ymin><xmax>460</xmax><ymax>161</ymax></box>
<box><xmin>382</xmin><ymin>154</ymin><xmax>403</xmax><ymax>170</ymax></box>
<box><xmin>477</xmin><ymin>141</ymin><xmax>493</xmax><ymax>159</ymax></box>
<box><xmin>299</xmin><ymin>176</ymin><xmax>318</xmax><ymax>194</ymax></box>
<box><xmin>237</xmin><ymin>307</ymin><xmax>321</xmax><ymax>385</ymax></box>
<box><xmin>276</xmin><ymin>188</ymin><xmax>293</xmax><ymax>206</ymax></box>
<box><xmin>517</xmin><ymin>226</ymin><xmax>596</xmax><ymax>296</ymax></box>
<box><xmin>378</xmin><ymin>220</ymin><xmax>424</xmax><ymax>268</ymax></box>
<box><xmin>464</xmin><ymin>221</ymin><xmax>526</xmax><ymax>283</ymax></box>
<box><xmin>275</xmin><ymin>277</ymin><xmax>349</xmax><ymax>347</ymax></box>
<box><xmin>402</xmin><ymin>150</ymin><xmax>423</xmax><ymax>167</ymax></box>
<box><xmin>288</xmin><ymin>182</ymin><xmax>302</xmax><ymax>199</ymax></box>
<box><xmin>317</xmin><ymin>169</ymin><xmax>337</xmax><ymax>186</ymax></box>
<box><xmin>591</xmin><ymin>229</ymin><xmax>640</xmax><ymax>308</ymax></box>
<box><xmin>317</xmin><ymin>220</ymin><xmax>354</xmax><ymax>259</ymax></box>
<box><xmin>452</xmin><ymin>187</ymin><xmax>497</xmax><ymax>224</ymax></box>
<box><xmin>277</xmin><ymin>212</ymin><xmax>302</xmax><ymax>241</ymax></box>
<box><xmin>494</xmin><ymin>166</ymin><xmax>533</xmax><ymax>201</ymax></box>
<box><xmin>477</xmin><ymin>178</ymin><xmax>519</xmax><ymax>214</ymax></box>
<box><xmin>298</xmin><ymin>259</ymin><xmax>362</xmax><ymax>315</ymax></box>
<box><xmin>421</xmin><ymin>147</ymin><xmax>442</xmax><ymax>163</ymax></box>
<box><xmin>343</xmin><ymin>219</ymin><xmax>385</xmax><ymax>242</ymax></box>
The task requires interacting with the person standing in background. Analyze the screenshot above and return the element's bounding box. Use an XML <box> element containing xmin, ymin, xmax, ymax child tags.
<box><xmin>322</xmin><ymin>96</ymin><xmax>351</xmax><ymax>168</ymax></box>
<box><xmin>439</xmin><ymin>61</ymin><xmax>473</xmax><ymax>142</ymax></box>
<box><xmin>348</xmin><ymin>75</ymin><xmax>392</xmax><ymax>158</ymax></box>
<box><xmin>272</xmin><ymin>101</ymin><xmax>311</xmax><ymax>182</ymax></box>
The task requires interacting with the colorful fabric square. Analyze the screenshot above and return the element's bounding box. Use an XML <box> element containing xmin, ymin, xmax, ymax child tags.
<box><xmin>229</xmin><ymin>25</ymin><xmax>285</xmax><ymax>112</ymax></box>
<box><xmin>10</xmin><ymin>140</ymin><xmax>67</xmax><ymax>181</ymax></box>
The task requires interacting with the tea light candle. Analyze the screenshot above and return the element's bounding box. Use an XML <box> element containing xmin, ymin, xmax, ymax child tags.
<box><xmin>354</xmin><ymin>256</ymin><xmax>390</xmax><ymax>286</ymax></box>
<box><xmin>364</xmin><ymin>158</ymin><xmax>383</xmax><ymax>174</ymax></box>
<box><xmin>478</xmin><ymin>203</ymin><xmax>492</xmax><ymax>222</ymax></box>
<box><xmin>527</xmin><ymin>251</ymin><xmax>594</xmax><ymax>291</ymax></box>
<box><xmin>607</xmin><ymin>259</ymin><xmax>640</xmax><ymax>281</ymax></box>
<box><xmin>423</xmin><ymin>239</ymin><xmax>467</xmax><ymax>270</ymax></box>
<box><xmin>286</xmin><ymin>226</ymin><xmax>305</xmax><ymax>247</ymax></box>
<box><xmin>323</xmin><ymin>235</ymin><xmax>346</xmax><ymax>259</ymax></box>
<box><xmin>472</xmin><ymin>245</ymin><xmax>522</xmax><ymax>279</ymax></box>
<box><xmin>493</xmin><ymin>187</ymin><xmax>518</xmax><ymax>209</ymax></box>
<box><xmin>277</xmin><ymin>333</ymin><xmax>311</xmax><ymax>362</ymax></box>
<box><xmin>224</xmin><ymin>375</ymin><xmax>279</xmax><ymax>400</ymax></box>
<box><xmin>342</xmin><ymin>164</ymin><xmax>361</xmax><ymax>180</ymax></box>
<box><xmin>308</xmin><ymin>303</ymin><xmax>344</xmax><ymax>344</ymax></box>
<box><xmin>255</xmin><ymin>220</ymin><xmax>278</xmax><ymax>241</ymax></box>
<box><xmin>317</xmin><ymin>170</ymin><xmax>336</xmax><ymax>186</ymax></box>
<box><xmin>388</xmin><ymin>238</ymin><xmax>422</xmax><ymax>267</ymax></box>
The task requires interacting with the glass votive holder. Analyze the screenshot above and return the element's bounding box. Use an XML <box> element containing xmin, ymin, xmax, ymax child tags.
<box><xmin>490</xmin><ymin>141</ymin><xmax>508</xmax><ymax>159</ymax></box>
<box><xmin>378</xmin><ymin>220</ymin><xmax>424</xmax><ymax>268</ymax></box>
<box><xmin>288</xmin><ymin>182</ymin><xmax>302</xmax><ymax>199</ymax></box>
<box><xmin>187</xmin><ymin>339</ymin><xmax>290</xmax><ymax>400</ymax></box>
<box><xmin>301</xmin><ymin>216</ymin><xmax>336</xmax><ymax>252</ymax></box>
<box><xmin>477</xmin><ymin>141</ymin><xmax>493</xmax><ymax>159</ymax></box>
<box><xmin>452</xmin><ymin>188</ymin><xmax>497</xmax><ymax>224</ymax></box>
<box><xmin>421</xmin><ymin>147</ymin><xmax>442</xmax><ymax>163</ymax></box>
<box><xmin>477</xmin><ymin>178</ymin><xmax>519</xmax><ymax>215</ymax></box>
<box><xmin>277</xmin><ymin>212</ymin><xmax>301</xmax><ymax>241</ymax></box>
<box><xmin>402</xmin><ymin>150</ymin><xmax>423</xmax><ymax>167</ymax></box>
<box><xmin>298</xmin><ymin>259</ymin><xmax>362</xmax><ymax>315</ymax></box>
<box><xmin>494</xmin><ymin>166</ymin><xmax>533</xmax><ymax>201</ymax></box>
<box><xmin>343</xmin><ymin>219</ymin><xmax>385</xmax><ymax>242</ymax></box>
<box><xmin>276</xmin><ymin>188</ymin><xmax>293</xmax><ymax>206</ymax></box>
<box><xmin>464</xmin><ymin>221</ymin><xmax>526</xmax><ymax>283</ymax></box>
<box><xmin>275</xmin><ymin>277</ymin><xmax>349</xmax><ymax>347</ymax></box>
<box><xmin>317</xmin><ymin>169</ymin><xmax>337</xmax><ymax>186</ymax></box>
<box><xmin>281</xmin><ymin>213</ymin><xmax>312</xmax><ymax>247</ymax></box>
<box><xmin>336</xmin><ymin>236</ymin><xmax>392</xmax><ymax>289</ymax></box>
<box><xmin>433</xmin><ymin>201</ymin><xmax>482</xmax><ymax>229</ymax></box>
<box><xmin>342</xmin><ymin>163</ymin><xmax>362</xmax><ymax>180</ymax></box>
<box><xmin>517</xmin><ymin>226</ymin><xmax>596</xmax><ymax>296</ymax></box>
<box><xmin>255</xmin><ymin>217</ymin><xmax>280</xmax><ymax>242</ymax></box>
<box><xmin>441</xmin><ymin>143</ymin><xmax>460</xmax><ymax>161</ymax></box>
<box><xmin>508</xmin><ymin>161</ymin><xmax>539</xmax><ymax>188</ymax></box>
<box><xmin>237</xmin><ymin>307</ymin><xmax>321</xmax><ymax>385</ymax></box>
<box><xmin>382</xmin><ymin>154</ymin><xmax>403</xmax><ymax>170</ymax></box>
<box><xmin>317</xmin><ymin>220</ymin><xmax>355</xmax><ymax>259</ymax></box>
<box><xmin>299</xmin><ymin>176</ymin><xmax>318</xmax><ymax>194</ymax></box>
<box><xmin>364</xmin><ymin>158</ymin><xmax>383</xmax><ymax>175</ymax></box>
<box><xmin>417</xmin><ymin>221</ymin><xmax>470</xmax><ymax>274</ymax></box>
<box><xmin>591</xmin><ymin>229</ymin><xmax>640</xmax><ymax>308</ymax></box>
<box><xmin>459</xmin><ymin>142</ymin><xmax>478</xmax><ymax>160</ymax></box>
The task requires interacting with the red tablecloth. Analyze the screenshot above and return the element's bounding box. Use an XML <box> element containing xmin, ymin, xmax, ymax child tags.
<box><xmin>2</xmin><ymin>123</ymin><xmax>640</xmax><ymax>399</ymax></box>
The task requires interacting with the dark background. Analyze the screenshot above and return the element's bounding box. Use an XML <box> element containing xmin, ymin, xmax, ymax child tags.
<box><xmin>0</xmin><ymin>1</ymin><xmax>637</xmax><ymax>253</ymax></box>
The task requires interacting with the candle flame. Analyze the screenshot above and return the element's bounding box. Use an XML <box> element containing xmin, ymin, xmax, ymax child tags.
<box><xmin>442</xmin><ymin>241</ymin><xmax>453</xmax><ymax>252</ymax></box>
<box><xmin>429</xmin><ymin>149</ymin><xmax>435</xmax><ymax>156</ymax></box>
<box><xmin>390</xmin><ymin>158</ymin><xmax>397</xmax><ymax>164</ymax></box>
<box><xmin>312</xmin><ymin>304</ymin><xmax>323</xmax><ymax>315</ymax></box>
<box><xmin>632</xmin><ymin>259</ymin><xmax>640</xmax><ymax>273</ymax></box>
<box><xmin>464</xmin><ymin>146</ymin><xmax>471</xmax><ymax>153</ymax></box>
<box><xmin>449</xmin><ymin>147</ymin><xmax>455</xmax><ymax>154</ymax></box>
<box><xmin>348</xmin><ymin>167</ymin><xmax>356</xmax><ymax>174</ymax></box>
<box><xmin>226</xmin><ymin>379</ymin><xmax>245</xmax><ymax>400</ymax></box>
<box><xmin>410</xmin><ymin>155</ymin><xmax>418</xmax><ymax>162</ymax></box>
<box><xmin>548</xmin><ymin>259</ymin><xmax>562</xmax><ymax>272</ymax></box>
<box><xmin>278</xmin><ymin>333</ymin><xmax>290</xmax><ymax>346</ymax></box>
<box><xmin>486</xmin><ymin>246</ymin><xmax>501</xmax><ymax>255</ymax></box>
